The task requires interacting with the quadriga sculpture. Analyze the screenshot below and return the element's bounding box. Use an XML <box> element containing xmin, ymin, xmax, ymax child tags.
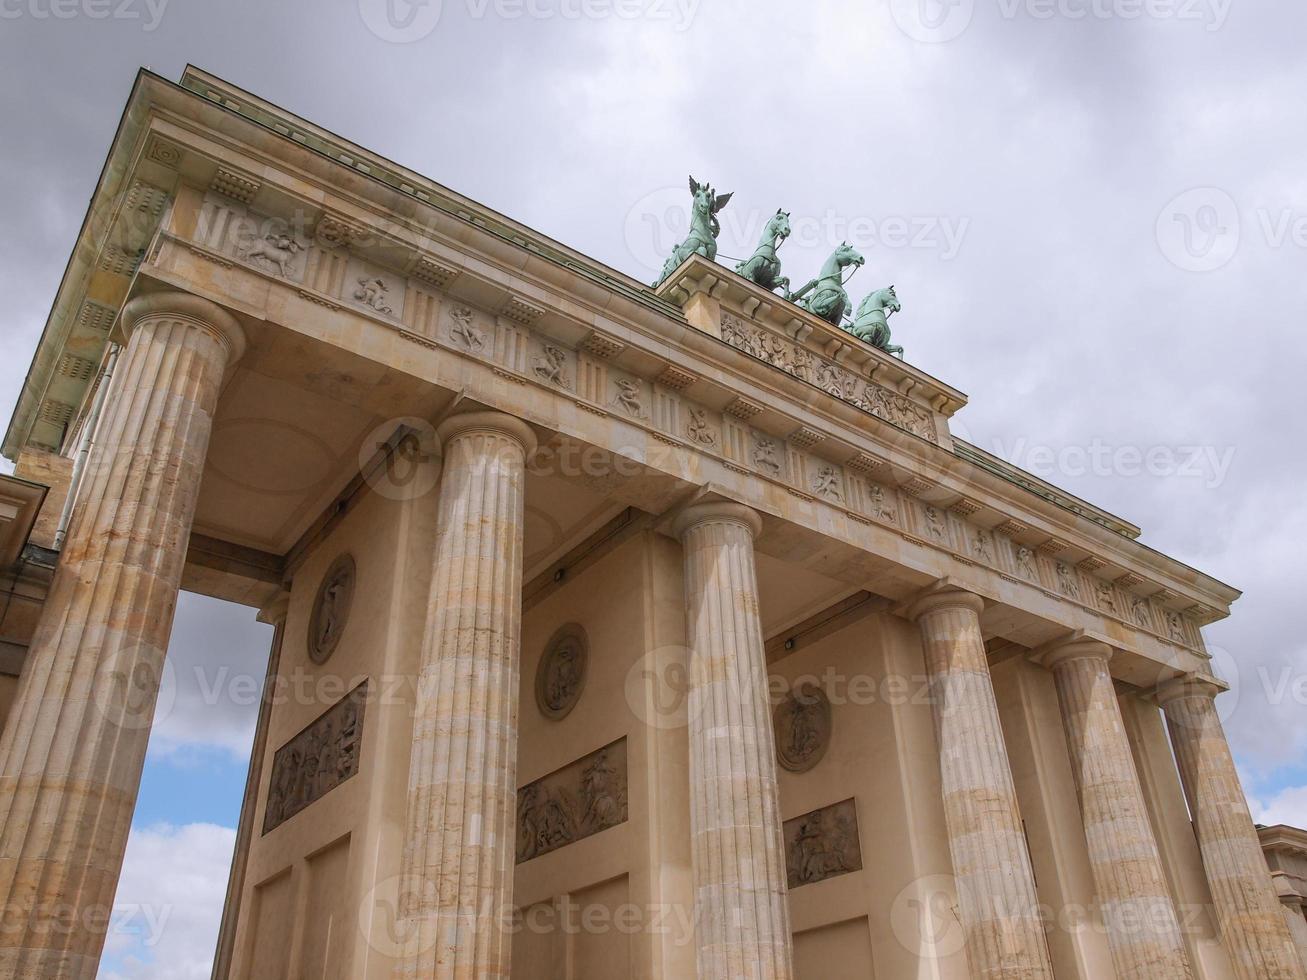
<box><xmin>789</xmin><ymin>242</ymin><xmax>865</xmax><ymax>326</ymax></box>
<box><xmin>655</xmin><ymin>175</ymin><xmax>733</xmax><ymax>287</ymax></box>
<box><xmin>735</xmin><ymin>209</ymin><xmax>791</xmax><ymax>294</ymax></box>
<box><xmin>846</xmin><ymin>286</ymin><xmax>904</xmax><ymax>357</ymax></box>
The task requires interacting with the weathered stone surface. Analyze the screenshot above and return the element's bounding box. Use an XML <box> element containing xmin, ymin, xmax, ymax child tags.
<box><xmin>393</xmin><ymin>411</ymin><xmax>536</xmax><ymax>980</ymax></box>
<box><xmin>0</xmin><ymin>292</ymin><xmax>244</xmax><ymax>979</ymax></box>
<box><xmin>784</xmin><ymin>799</ymin><xmax>862</xmax><ymax>889</ymax></box>
<box><xmin>516</xmin><ymin>738</ymin><xmax>627</xmax><ymax>863</ymax></box>
<box><xmin>1160</xmin><ymin>677</ymin><xmax>1307</xmax><ymax>980</ymax></box>
<box><xmin>675</xmin><ymin>501</ymin><xmax>794</xmax><ymax>980</ymax></box>
<box><xmin>1046</xmin><ymin>640</ymin><xmax>1194</xmax><ymax>978</ymax></box>
<box><xmin>909</xmin><ymin>587</ymin><xmax>1055</xmax><ymax>979</ymax></box>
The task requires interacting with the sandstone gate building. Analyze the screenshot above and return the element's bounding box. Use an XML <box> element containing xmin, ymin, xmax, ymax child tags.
<box><xmin>0</xmin><ymin>68</ymin><xmax>1303</xmax><ymax>980</ymax></box>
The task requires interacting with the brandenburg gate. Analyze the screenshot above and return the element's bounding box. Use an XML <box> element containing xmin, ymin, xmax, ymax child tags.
<box><xmin>0</xmin><ymin>67</ymin><xmax>1302</xmax><ymax>980</ymax></box>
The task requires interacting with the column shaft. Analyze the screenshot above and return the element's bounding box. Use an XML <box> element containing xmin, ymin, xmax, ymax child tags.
<box><xmin>675</xmin><ymin>502</ymin><xmax>793</xmax><ymax>980</ymax></box>
<box><xmin>910</xmin><ymin>589</ymin><xmax>1054</xmax><ymax>980</ymax></box>
<box><xmin>1047</xmin><ymin>641</ymin><xmax>1193</xmax><ymax>978</ymax></box>
<box><xmin>394</xmin><ymin>412</ymin><xmax>534</xmax><ymax>980</ymax></box>
<box><xmin>0</xmin><ymin>293</ymin><xmax>243</xmax><ymax>979</ymax></box>
<box><xmin>1161</xmin><ymin>679</ymin><xmax>1307</xmax><ymax>980</ymax></box>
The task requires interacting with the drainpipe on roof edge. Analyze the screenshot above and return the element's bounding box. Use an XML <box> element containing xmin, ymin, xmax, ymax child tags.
<box><xmin>53</xmin><ymin>343</ymin><xmax>120</xmax><ymax>551</ymax></box>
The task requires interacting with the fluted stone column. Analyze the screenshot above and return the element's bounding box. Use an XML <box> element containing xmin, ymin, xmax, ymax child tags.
<box><xmin>1159</xmin><ymin>676</ymin><xmax>1307</xmax><ymax>980</ymax></box>
<box><xmin>1045</xmin><ymin>640</ymin><xmax>1193</xmax><ymax>978</ymax></box>
<box><xmin>672</xmin><ymin>502</ymin><xmax>793</xmax><ymax>980</ymax></box>
<box><xmin>394</xmin><ymin>411</ymin><xmax>535</xmax><ymax>980</ymax></box>
<box><xmin>908</xmin><ymin>588</ymin><xmax>1054</xmax><ymax>979</ymax></box>
<box><xmin>1272</xmin><ymin>878</ymin><xmax>1307</xmax><ymax>974</ymax></box>
<box><xmin>0</xmin><ymin>292</ymin><xmax>245</xmax><ymax>979</ymax></box>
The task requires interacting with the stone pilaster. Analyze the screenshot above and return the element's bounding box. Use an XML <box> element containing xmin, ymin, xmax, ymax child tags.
<box><xmin>0</xmin><ymin>291</ymin><xmax>245</xmax><ymax>979</ymax></box>
<box><xmin>672</xmin><ymin>502</ymin><xmax>793</xmax><ymax>980</ymax></box>
<box><xmin>907</xmin><ymin>588</ymin><xmax>1054</xmax><ymax>979</ymax></box>
<box><xmin>211</xmin><ymin>594</ymin><xmax>289</xmax><ymax>980</ymax></box>
<box><xmin>1045</xmin><ymin>640</ymin><xmax>1193</xmax><ymax>978</ymax></box>
<box><xmin>394</xmin><ymin>411</ymin><xmax>535</xmax><ymax>980</ymax></box>
<box><xmin>1158</xmin><ymin>676</ymin><xmax>1307</xmax><ymax>980</ymax></box>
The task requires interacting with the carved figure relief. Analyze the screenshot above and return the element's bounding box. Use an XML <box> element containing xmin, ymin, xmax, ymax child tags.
<box><xmin>1056</xmin><ymin>563</ymin><xmax>1081</xmax><ymax>601</ymax></box>
<box><xmin>1097</xmin><ymin>582</ymin><xmax>1119</xmax><ymax>615</ymax></box>
<box><xmin>1016</xmin><ymin>547</ymin><xmax>1039</xmax><ymax>582</ymax></box>
<box><xmin>686</xmin><ymin>407</ymin><xmax>717</xmax><ymax>447</ymax></box>
<box><xmin>612</xmin><ymin>378</ymin><xmax>645</xmax><ymax>417</ymax></box>
<box><xmin>867</xmin><ymin>484</ymin><xmax>897</xmax><ymax>523</ymax></box>
<box><xmin>240</xmin><ymin>231</ymin><xmax>306</xmax><ymax>277</ymax></box>
<box><xmin>448</xmin><ymin>306</ymin><xmax>485</xmax><ymax>351</ymax></box>
<box><xmin>535</xmin><ymin>624</ymin><xmax>588</xmax><ymax>721</ymax></box>
<box><xmin>353</xmin><ymin>276</ymin><xmax>394</xmax><ymax>315</ymax></box>
<box><xmin>774</xmin><ymin>683</ymin><xmax>833</xmax><ymax>773</ymax></box>
<box><xmin>924</xmin><ymin>506</ymin><xmax>947</xmax><ymax>541</ymax></box>
<box><xmin>1167</xmin><ymin>612</ymin><xmax>1187</xmax><ymax>643</ymax></box>
<box><xmin>784</xmin><ymin>799</ymin><xmax>863</xmax><ymax>889</ymax></box>
<box><xmin>532</xmin><ymin>344</ymin><xmax>571</xmax><ymax>388</ymax></box>
<box><xmin>973</xmin><ymin>530</ymin><xmax>993</xmax><ymax>563</ymax></box>
<box><xmin>263</xmin><ymin>681</ymin><xmax>367</xmax><ymax>834</ymax></box>
<box><xmin>753</xmin><ymin>437</ymin><xmax>782</xmax><ymax>477</ymax></box>
<box><xmin>516</xmin><ymin>738</ymin><xmax>628</xmax><ymax>863</ymax></box>
<box><xmin>812</xmin><ymin>464</ymin><xmax>843</xmax><ymax>502</ymax></box>
<box><xmin>719</xmin><ymin>315</ymin><xmax>936</xmax><ymax>441</ymax></box>
<box><xmin>1132</xmin><ymin>596</ymin><xmax>1153</xmax><ymax>629</ymax></box>
<box><xmin>309</xmin><ymin>554</ymin><xmax>355</xmax><ymax>665</ymax></box>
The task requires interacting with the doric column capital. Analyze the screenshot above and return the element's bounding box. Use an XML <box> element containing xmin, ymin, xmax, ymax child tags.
<box><xmin>121</xmin><ymin>290</ymin><xmax>247</xmax><ymax>366</ymax></box>
<box><xmin>1043</xmin><ymin>638</ymin><xmax>1114</xmax><ymax>672</ymax></box>
<box><xmin>436</xmin><ymin>409</ymin><xmax>537</xmax><ymax>457</ymax></box>
<box><xmin>906</xmin><ymin>584</ymin><xmax>984</xmax><ymax>623</ymax></box>
<box><xmin>1154</xmin><ymin>672</ymin><xmax>1227</xmax><ymax>707</ymax></box>
<box><xmin>671</xmin><ymin>500</ymin><xmax>762</xmax><ymax>542</ymax></box>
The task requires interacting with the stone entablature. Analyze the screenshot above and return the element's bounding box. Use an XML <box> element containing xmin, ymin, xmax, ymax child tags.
<box><xmin>167</xmin><ymin>208</ymin><xmax>1214</xmax><ymax>662</ymax></box>
<box><xmin>8</xmin><ymin>68</ymin><xmax>1237</xmax><ymax>675</ymax></box>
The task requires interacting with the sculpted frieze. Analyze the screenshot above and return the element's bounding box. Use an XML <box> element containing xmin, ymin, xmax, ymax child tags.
<box><xmin>263</xmin><ymin>681</ymin><xmax>367</xmax><ymax>834</ymax></box>
<box><xmin>721</xmin><ymin>313</ymin><xmax>936</xmax><ymax>441</ymax></box>
<box><xmin>784</xmin><ymin>799</ymin><xmax>863</xmax><ymax>889</ymax></box>
<box><xmin>516</xmin><ymin>739</ymin><xmax>628</xmax><ymax>864</ymax></box>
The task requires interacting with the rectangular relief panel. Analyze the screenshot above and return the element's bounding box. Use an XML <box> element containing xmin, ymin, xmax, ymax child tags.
<box><xmin>517</xmin><ymin>738</ymin><xmax>628</xmax><ymax>864</ymax></box>
<box><xmin>263</xmin><ymin>681</ymin><xmax>368</xmax><ymax>834</ymax></box>
<box><xmin>785</xmin><ymin>798</ymin><xmax>864</xmax><ymax>890</ymax></box>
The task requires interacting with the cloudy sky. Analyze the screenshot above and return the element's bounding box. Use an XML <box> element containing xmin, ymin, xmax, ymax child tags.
<box><xmin>2</xmin><ymin>0</ymin><xmax>1305</xmax><ymax>975</ymax></box>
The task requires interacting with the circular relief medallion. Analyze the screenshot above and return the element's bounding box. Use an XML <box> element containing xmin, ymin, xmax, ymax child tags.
<box><xmin>308</xmin><ymin>554</ymin><xmax>356</xmax><ymax>665</ymax></box>
<box><xmin>774</xmin><ymin>682</ymin><xmax>833</xmax><ymax>773</ymax></box>
<box><xmin>535</xmin><ymin>624</ymin><xmax>589</xmax><ymax>721</ymax></box>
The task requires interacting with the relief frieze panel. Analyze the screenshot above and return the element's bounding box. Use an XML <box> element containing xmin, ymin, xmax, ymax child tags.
<box><xmin>721</xmin><ymin>313</ymin><xmax>937</xmax><ymax>442</ymax></box>
<box><xmin>785</xmin><ymin>799</ymin><xmax>863</xmax><ymax>889</ymax></box>
<box><xmin>516</xmin><ymin>738</ymin><xmax>628</xmax><ymax>864</ymax></box>
<box><xmin>263</xmin><ymin>681</ymin><xmax>368</xmax><ymax>834</ymax></box>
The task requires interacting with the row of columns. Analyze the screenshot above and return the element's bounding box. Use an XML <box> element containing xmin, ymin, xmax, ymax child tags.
<box><xmin>0</xmin><ymin>289</ymin><xmax>1299</xmax><ymax>979</ymax></box>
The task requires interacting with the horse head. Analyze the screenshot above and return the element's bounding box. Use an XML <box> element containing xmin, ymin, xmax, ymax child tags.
<box><xmin>767</xmin><ymin>209</ymin><xmax>792</xmax><ymax>243</ymax></box>
<box><xmin>833</xmin><ymin>242</ymin><xmax>866</xmax><ymax>271</ymax></box>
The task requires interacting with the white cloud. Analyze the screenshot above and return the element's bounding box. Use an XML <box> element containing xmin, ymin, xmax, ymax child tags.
<box><xmin>98</xmin><ymin>823</ymin><xmax>236</xmax><ymax>980</ymax></box>
<box><xmin>1252</xmin><ymin>785</ymin><xmax>1307</xmax><ymax>830</ymax></box>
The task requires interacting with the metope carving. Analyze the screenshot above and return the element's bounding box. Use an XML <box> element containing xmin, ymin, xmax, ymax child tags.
<box><xmin>263</xmin><ymin>682</ymin><xmax>368</xmax><ymax>834</ymax></box>
<box><xmin>535</xmin><ymin>624</ymin><xmax>588</xmax><ymax>721</ymax></box>
<box><xmin>532</xmin><ymin>344</ymin><xmax>571</xmax><ymax>389</ymax></box>
<box><xmin>448</xmin><ymin>306</ymin><xmax>486</xmax><ymax>352</ymax></box>
<box><xmin>240</xmin><ymin>231</ymin><xmax>307</xmax><ymax>278</ymax></box>
<box><xmin>516</xmin><ymin>739</ymin><xmax>628</xmax><ymax>863</ymax></box>
<box><xmin>785</xmin><ymin>798</ymin><xmax>863</xmax><ymax>889</ymax></box>
<box><xmin>774</xmin><ymin>682</ymin><xmax>833</xmax><ymax>774</ymax></box>
<box><xmin>720</xmin><ymin>313</ymin><xmax>936</xmax><ymax>441</ymax></box>
<box><xmin>308</xmin><ymin>554</ymin><xmax>355</xmax><ymax>665</ymax></box>
<box><xmin>612</xmin><ymin>378</ymin><xmax>645</xmax><ymax>417</ymax></box>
